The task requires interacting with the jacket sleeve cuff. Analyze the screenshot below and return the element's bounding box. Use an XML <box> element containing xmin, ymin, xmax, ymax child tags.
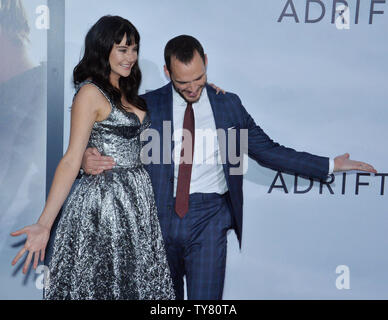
<box><xmin>329</xmin><ymin>158</ymin><xmax>335</xmax><ymax>174</ymax></box>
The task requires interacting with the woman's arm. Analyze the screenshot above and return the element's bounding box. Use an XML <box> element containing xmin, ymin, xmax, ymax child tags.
<box><xmin>37</xmin><ymin>85</ymin><xmax>102</xmax><ymax>229</ymax></box>
<box><xmin>11</xmin><ymin>84</ymin><xmax>105</xmax><ymax>273</ymax></box>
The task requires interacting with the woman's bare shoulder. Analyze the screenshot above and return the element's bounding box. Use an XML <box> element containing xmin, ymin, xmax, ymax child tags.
<box><xmin>73</xmin><ymin>83</ymin><xmax>110</xmax><ymax>114</ymax></box>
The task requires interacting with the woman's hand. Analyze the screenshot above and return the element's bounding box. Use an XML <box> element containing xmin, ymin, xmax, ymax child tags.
<box><xmin>11</xmin><ymin>223</ymin><xmax>51</xmax><ymax>274</ymax></box>
<box><xmin>209</xmin><ymin>83</ymin><xmax>226</xmax><ymax>95</ymax></box>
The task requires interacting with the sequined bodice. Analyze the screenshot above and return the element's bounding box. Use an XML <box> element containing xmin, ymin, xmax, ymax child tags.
<box><xmin>89</xmin><ymin>106</ymin><xmax>150</xmax><ymax>169</ymax></box>
<box><xmin>78</xmin><ymin>81</ymin><xmax>150</xmax><ymax>169</ymax></box>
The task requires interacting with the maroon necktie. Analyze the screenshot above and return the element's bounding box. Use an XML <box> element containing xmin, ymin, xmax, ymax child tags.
<box><xmin>175</xmin><ymin>103</ymin><xmax>195</xmax><ymax>218</ymax></box>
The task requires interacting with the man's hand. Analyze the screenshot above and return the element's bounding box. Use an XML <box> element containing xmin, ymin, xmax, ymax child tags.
<box><xmin>334</xmin><ymin>153</ymin><xmax>377</xmax><ymax>173</ymax></box>
<box><xmin>82</xmin><ymin>148</ymin><xmax>115</xmax><ymax>175</ymax></box>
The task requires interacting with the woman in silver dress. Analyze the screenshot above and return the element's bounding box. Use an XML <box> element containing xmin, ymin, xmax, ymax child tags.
<box><xmin>10</xmin><ymin>15</ymin><xmax>175</xmax><ymax>300</ymax></box>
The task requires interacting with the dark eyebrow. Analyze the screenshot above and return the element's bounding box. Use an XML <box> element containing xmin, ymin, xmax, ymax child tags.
<box><xmin>117</xmin><ymin>44</ymin><xmax>138</xmax><ymax>49</ymax></box>
<box><xmin>176</xmin><ymin>72</ymin><xmax>205</xmax><ymax>84</ymax></box>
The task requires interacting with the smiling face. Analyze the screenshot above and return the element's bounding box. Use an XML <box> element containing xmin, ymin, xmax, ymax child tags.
<box><xmin>109</xmin><ymin>33</ymin><xmax>138</xmax><ymax>87</ymax></box>
<box><xmin>165</xmin><ymin>50</ymin><xmax>208</xmax><ymax>103</ymax></box>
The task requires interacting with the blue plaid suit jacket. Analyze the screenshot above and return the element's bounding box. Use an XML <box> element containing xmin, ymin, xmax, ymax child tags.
<box><xmin>141</xmin><ymin>82</ymin><xmax>329</xmax><ymax>247</ymax></box>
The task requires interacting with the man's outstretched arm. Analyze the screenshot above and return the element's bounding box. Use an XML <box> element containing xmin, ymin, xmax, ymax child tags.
<box><xmin>238</xmin><ymin>99</ymin><xmax>377</xmax><ymax>178</ymax></box>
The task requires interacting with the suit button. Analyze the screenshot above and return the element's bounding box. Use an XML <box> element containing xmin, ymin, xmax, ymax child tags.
<box><xmin>167</xmin><ymin>205</ymin><xmax>172</xmax><ymax>210</ymax></box>
<box><xmin>170</xmin><ymin>178</ymin><xmax>174</xmax><ymax>183</ymax></box>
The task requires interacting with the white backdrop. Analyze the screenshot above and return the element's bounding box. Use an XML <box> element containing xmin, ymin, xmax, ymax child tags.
<box><xmin>63</xmin><ymin>0</ymin><xmax>388</xmax><ymax>299</ymax></box>
<box><xmin>2</xmin><ymin>0</ymin><xmax>386</xmax><ymax>300</ymax></box>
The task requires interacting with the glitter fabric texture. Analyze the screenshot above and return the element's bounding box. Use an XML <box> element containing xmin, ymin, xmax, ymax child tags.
<box><xmin>44</xmin><ymin>81</ymin><xmax>175</xmax><ymax>300</ymax></box>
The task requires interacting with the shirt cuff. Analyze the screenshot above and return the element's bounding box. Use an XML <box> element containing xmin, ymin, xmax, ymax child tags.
<box><xmin>328</xmin><ymin>158</ymin><xmax>335</xmax><ymax>174</ymax></box>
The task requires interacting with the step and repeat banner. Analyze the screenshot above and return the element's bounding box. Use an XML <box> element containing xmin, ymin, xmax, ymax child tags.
<box><xmin>0</xmin><ymin>0</ymin><xmax>48</xmax><ymax>299</ymax></box>
<box><xmin>1</xmin><ymin>0</ymin><xmax>387</xmax><ymax>299</ymax></box>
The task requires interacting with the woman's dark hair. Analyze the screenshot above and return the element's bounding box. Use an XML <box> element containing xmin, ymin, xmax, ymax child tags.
<box><xmin>164</xmin><ymin>35</ymin><xmax>206</xmax><ymax>73</ymax></box>
<box><xmin>73</xmin><ymin>15</ymin><xmax>146</xmax><ymax>111</ymax></box>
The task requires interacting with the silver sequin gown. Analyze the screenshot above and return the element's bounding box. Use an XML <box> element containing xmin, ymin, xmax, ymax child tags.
<box><xmin>44</xmin><ymin>81</ymin><xmax>175</xmax><ymax>300</ymax></box>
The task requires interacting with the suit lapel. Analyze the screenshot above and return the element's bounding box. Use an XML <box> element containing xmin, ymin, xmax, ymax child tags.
<box><xmin>206</xmin><ymin>84</ymin><xmax>230</xmax><ymax>179</ymax></box>
<box><xmin>206</xmin><ymin>84</ymin><xmax>227</xmax><ymax>132</ymax></box>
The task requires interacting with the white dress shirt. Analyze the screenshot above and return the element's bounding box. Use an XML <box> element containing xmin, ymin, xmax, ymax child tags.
<box><xmin>172</xmin><ymin>87</ymin><xmax>335</xmax><ymax>197</ymax></box>
<box><xmin>172</xmin><ymin>87</ymin><xmax>228</xmax><ymax>197</ymax></box>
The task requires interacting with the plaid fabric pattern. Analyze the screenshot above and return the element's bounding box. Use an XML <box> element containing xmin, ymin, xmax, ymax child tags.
<box><xmin>165</xmin><ymin>193</ymin><xmax>232</xmax><ymax>300</ymax></box>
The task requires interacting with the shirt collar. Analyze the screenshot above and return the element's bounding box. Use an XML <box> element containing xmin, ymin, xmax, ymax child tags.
<box><xmin>172</xmin><ymin>84</ymin><xmax>208</xmax><ymax>108</ymax></box>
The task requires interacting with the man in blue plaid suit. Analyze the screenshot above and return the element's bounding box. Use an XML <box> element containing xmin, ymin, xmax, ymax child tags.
<box><xmin>82</xmin><ymin>35</ymin><xmax>376</xmax><ymax>300</ymax></box>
